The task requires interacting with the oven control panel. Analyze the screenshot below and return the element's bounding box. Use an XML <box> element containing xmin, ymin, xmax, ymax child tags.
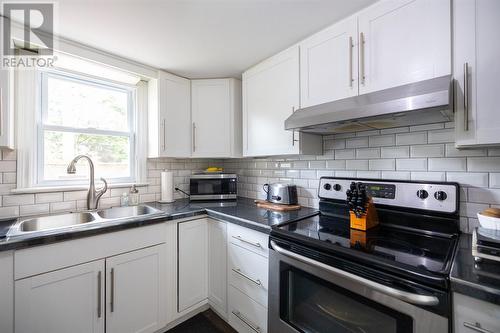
<box><xmin>318</xmin><ymin>177</ymin><xmax>458</xmax><ymax>214</ymax></box>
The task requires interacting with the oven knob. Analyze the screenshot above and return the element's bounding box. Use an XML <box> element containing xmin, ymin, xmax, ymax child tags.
<box><xmin>333</xmin><ymin>184</ymin><xmax>342</xmax><ymax>191</ymax></box>
<box><xmin>434</xmin><ymin>191</ymin><xmax>447</xmax><ymax>201</ymax></box>
<box><xmin>323</xmin><ymin>183</ymin><xmax>332</xmax><ymax>191</ymax></box>
<box><xmin>416</xmin><ymin>189</ymin><xmax>428</xmax><ymax>199</ymax></box>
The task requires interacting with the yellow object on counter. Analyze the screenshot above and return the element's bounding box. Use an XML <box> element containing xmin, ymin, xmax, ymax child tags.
<box><xmin>205</xmin><ymin>167</ymin><xmax>223</xmax><ymax>172</ymax></box>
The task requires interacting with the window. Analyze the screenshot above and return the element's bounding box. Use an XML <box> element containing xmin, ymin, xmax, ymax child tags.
<box><xmin>38</xmin><ymin>70</ymin><xmax>136</xmax><ymax>185</ymax></box>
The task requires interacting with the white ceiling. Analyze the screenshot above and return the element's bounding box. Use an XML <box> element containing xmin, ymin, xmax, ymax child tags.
<box><xmin>54</xmin><ymin>0</ymin><xmax>376</xmax><ymax>78</ymax></box>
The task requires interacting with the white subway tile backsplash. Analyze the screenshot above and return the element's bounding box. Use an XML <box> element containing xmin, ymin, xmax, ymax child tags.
<box><xmin>345</xmin><ymin>160</ymin><xmax>368</xmax><ymax>170</ymax></box>
<box><xmin>396</xmin><ymin>159</ymin><xmax>427</xmax><ymax>171</ymax></box>
<box><xmin>50</xmin><ymin>201</ymin><xmax>76</xmax><ymax>213</ymax></box>
<box><xmin>309</xmin><ymin>160</ymin><xmax>326</xmax><ymax>169</ymax></box>
<box><xmin>490</xmin><ymin>173</ymin><xmax>500</xmax><ymax>188</ymax></box>
<box><xmin>0</xmin><ymin>161</ymin><xmax>16</xmax><ymax>172</ymax></box>
<box><xmin>428</xmin><ymin>129</ymin><xmax>454</xmax><ymax>143</ymax></box>
<box><xmin>325</xmin><ymin>160</ymin><xmax>346</xmax><ymax>170</ymax></box>
<box><xmin>369</xmin><ymin>135</ymin><xmax>395</xmax><ymax>147</ymax></box>
<box><xmin>381</xmin><ymin>146</ymin><xmax>409</xmax><ymax>158</ymax></box>
<box><xmin>369</xmin><ymin>159</ymin><xmax>395</xmax><ymax>171</ymax></box>
<box><xmin>411</xmin><ymin>172</ymin><xmax>446</xmax><ymax>182</ymax></box>
<box><xmin>35</xmin><ymin>192</ymin><xmax>63</xmax><ymax>204</ymax></box>
<box><xmin>20</xmin><ymin>204</ymin><xmax>50</xmax><ymax>216</ymax></box>
<box><xmin>324</xmin><ymin>139</ymin><xmax>345</xmax><ymax>150</ymax></box>
<box><xmin>468</xmin><ymin>188</ymin><xmax>500</xmax><ymax>205</ymax></box>
<box><xmin>410</xmin><ymin>144</ymin><xmax>445</xmax><ymax>158</ymax></box>
<box><xmin>396</xmin><ymin>132</ymin><xmax>427</xmax><ymax>145</ymax></box>
<box><xmin>381</xmin><ymin>171</ymin><xmax>411</xmax><ymax>180</ymax></box>
<box><xmin>346</xmin><ymin>137</ymin><xmax>369</xmax><ymax>148</ymax></box>
<box><xmin>428</xmin><ymin>158</ymin><xmax>467</xmax><ymax>172</ymax></box>
<box><xmin>356</xmin><ymin>148</ymin><xmax>380</xmax><ymax>159</ymax></box>
<box><xmin>0</xmin><ymin>206</ymin><xmax>19</xmax><ymax>218</ymax></box>
<box><xmin>468</xmin><ymin>157</ymin><xmax>500</xmax><ymax>172</ymax></box>
<box><xmin>3</xmin><ymin>194</ymin><xmax>34</xmax><ymax>206</ymax></box>
<box><xmin>460</xmin><ymin>202</ymin><xmax>489</xmax><ymax>218</ymax></box>
<box><xmin>357</xmin><ymin>171</ymin><xmax>381</xmax><ymax>179</ymax></box>
<box><xmin>446</xmin><ymin>173</ymin><xmax>489</xmax><ymax>187</ymax></box>
<box><xmin>334</xmin><ymin>149</ymin><xmax>355</xmax><ymax>160</ymax></box>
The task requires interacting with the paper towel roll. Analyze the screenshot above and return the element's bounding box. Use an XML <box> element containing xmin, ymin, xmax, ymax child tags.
<box><xmin>159</xmin><ymin>170</ymin><xmax>175</xmax><ymax>203</ymax></box>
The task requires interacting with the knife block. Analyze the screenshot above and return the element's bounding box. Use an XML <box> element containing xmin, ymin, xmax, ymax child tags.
<box><xmin>349</xmin><ymin>199</ymin><xmax>379</xmax><ymax>231</ymax></box>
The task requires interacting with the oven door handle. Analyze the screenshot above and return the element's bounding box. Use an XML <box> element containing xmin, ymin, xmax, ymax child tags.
<box><xmin>270</xmin><ymin>241</ymin><xmax>440</xmax><ymax>306</ymax></box>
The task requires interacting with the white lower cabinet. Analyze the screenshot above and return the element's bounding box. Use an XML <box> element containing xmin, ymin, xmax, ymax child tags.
<box><xmin>208</xmin><ymin>218</ymin><xmax>228</xmax><ymax>316</ymax></box>
<box><xmin>178</xmin><ymin>218</ymin><xmax>209</xmax><ymax>312</ymax></box>
<box><xmin>454</xmin><ymin>293</ymin><xmax>500</xmax><ymax>333</ymax></box>
<box><xmin>106</xmin><ymin>245</ymin><xmax>167</xmax><ymax>333</ymax></box>
<box><xmin>228</xmin><ymin>243</ymin><xmax>268</xmax><ymax>308</ymax></box>
<box><xmin>15</xmin><ymin>260</ymin><xmax>106</xmax><ymax>333</ymax></box>
<box><xmin>229</xmin><ymin>286</ymin><xmax>268</xmax><ymax>333</ymax></box>
<box><xmin>15</xmin><ymin>244</ymin><xmax>166</xmax><ymax>333</ymax></box>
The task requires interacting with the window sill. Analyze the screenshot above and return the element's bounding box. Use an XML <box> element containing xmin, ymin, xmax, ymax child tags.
<box><xmin>11</xmin><ymin>182</ymin><xmax>149</xmax><ymax>194</ymax></box>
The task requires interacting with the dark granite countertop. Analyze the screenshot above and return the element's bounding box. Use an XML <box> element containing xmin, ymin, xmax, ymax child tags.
<box><xmin>0</xmin><ymin>197</ymin><xmax>318</xmax><ymax>252</ymax></box>
<box><xmin>451</xmin><ymin>233</ymin><xmax>500</xmax><ymax>304</ymax></box>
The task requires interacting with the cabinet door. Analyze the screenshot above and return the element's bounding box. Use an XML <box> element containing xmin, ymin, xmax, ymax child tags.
<box><xmin>160</xmin><ymin>72</ymin><xmax>191</xmax><ymax>157</ymax></box>
<box><xmin>106</xmin><ymin>244</ymin><xmax>167</xmax><ymax>333</ymax></box>
<box><xmin>454</xmin><ymin>0</ymin><xmax>500</xmax><ymax>147</ymax></box>
<box><xmin>454</xmin><ymin>293</ymin><xmax>500</xmax><ymax>333</ymax></box>
<box><xmin>191</xmin><ymin>79</ymin><xmax>231</xmax><ymax>157</ymax></box>
<box><xmin>15</xmin><ymin>260</ymin><xmax>105</xmax><ymax>333</ymax></box>
<box><xmin>243</xmin><ymin>46</ymin><xmax>300</xmax><ymax>156</ymax></box>
<box><xmin>178</xmin><ymin>218</ymin><xmax>208</xmax><ymax>312</ymax></box>
<box><xmin>208</xmin><ymin>218</ymin><xmax>227</xmax><ymax>316</ymax></box>
<box><xmin>358</xmin><ymin>0</ymin><xmax>451</xmax><ymax>94</ymax></box>
<box><xmin>300</xmin><ymin>16</ymin><xmax>358</xmax><ymax>107</ymax></box>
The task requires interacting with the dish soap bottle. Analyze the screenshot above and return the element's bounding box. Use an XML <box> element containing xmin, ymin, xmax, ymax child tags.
<box><xmin>129</xmin><ymin>185</ymin><xmax>139</xmax><ymax>206</ymax></box>
<box><xmin>120</xmin><ymin>192</ymin><xmax>129</xmax><ymax>207</ymax></box>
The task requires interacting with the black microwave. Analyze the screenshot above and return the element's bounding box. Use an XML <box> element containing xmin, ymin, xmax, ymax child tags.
<box><xmin>189</xmin><ymin>173</ymin><xmax>237</xmax><ymax>200</ymax></box>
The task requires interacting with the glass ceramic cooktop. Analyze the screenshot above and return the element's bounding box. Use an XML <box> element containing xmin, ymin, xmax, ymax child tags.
<box><xmin>277</xmin><ymin>214</ymin><xmax>455</xmax><ymax>275</ymax></box>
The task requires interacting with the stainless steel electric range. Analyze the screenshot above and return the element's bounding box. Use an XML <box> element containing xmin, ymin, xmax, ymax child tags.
<box><xmin>269</xmin><ymin>177</ymin><xmax>460</xmax><ymax>333</ymax></box>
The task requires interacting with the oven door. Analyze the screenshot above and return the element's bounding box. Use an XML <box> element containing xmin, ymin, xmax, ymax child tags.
<box><xmin>189</xmin><ymin>176</ymin><xmax>237</xmax><ymax>200</ymax></box>
<box><xmin>269</xmin><ymin>240</ymin><xmax>448</xmax><ymax>333</ymax></box>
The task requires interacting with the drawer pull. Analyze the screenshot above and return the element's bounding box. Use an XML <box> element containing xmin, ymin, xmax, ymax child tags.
<box><xmin>232</xmin><ymin>268</ymin><xmax>262</xmax><ymax>286</ymax></box>
<box><xmin>232</xmin><ymin>310</ymin><xmax>261</xmax><ymax>333</ymax></box>
<box><xmin>464</xmin><ymin>322</ymin><xmax>494</xmax><ymax>333</ymax></box>
<box><xmin>232</xmin><ymin>235</ymin><xmax>262</xmax><ymax>248</ymax></box>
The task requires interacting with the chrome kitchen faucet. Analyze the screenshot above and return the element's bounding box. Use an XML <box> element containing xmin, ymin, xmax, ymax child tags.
<box><xmin>67</xmin><ymin>155</ymin><xmax>108</xmax><ymax>210</ymax></box>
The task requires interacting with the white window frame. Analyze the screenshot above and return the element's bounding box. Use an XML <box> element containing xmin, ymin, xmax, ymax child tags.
<box><xmin>36</xmin><ymin>69</ymin><xmax>137</xmax><ymax>186</ymax></box>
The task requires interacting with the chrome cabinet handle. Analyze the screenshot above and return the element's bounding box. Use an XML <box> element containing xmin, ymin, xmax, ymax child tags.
<box><xmin>162</xmin><ymin>119</ymin><xmax>166</xmax><ymax>151</ymax></box>
<box><xmin>291</xmin><ymin>106</ymin><xmax>299</xmax><ymax>147</ymax></box>
<box><xmin>192</xmin><ymin>122</ymin><xmax>196</xmax><ymax>152</ymax></box>
<box><xmin>349</xmin><ymin>36</ymin><xmax>354</xmax><ymax>88</ymax></box>
<box><xmin>232</xmin><ymin>268</ymin><xmax>262</xmax><ymax>286</ymax></box>
<box><xmin>464</xmin><ymin>322</ymin><xmax>494</xmax><ymax>333</ymax></box>
<box><xmin>232</xmin><ymin>235</ymin><xmax>261</xmax><ymax>248</ymax></box>
<box><xmin>464</xmin><ymin>62</ymin><xmax>469</xmax><ymax>131</ymax></box>
<box><xmin>232</xmin><ymin>310</ymin><xmax>261</xmax><ymax>333</ymax></box>
<box><xmin>110</xmin><ymin>268</ymin><xmax>115</xmax><ymax>312</ymax></box>
<box><xmin>97</xmin><ymin>271</ymin><xmax>102</xmax><ymax>318</ymax></box>
<box><xmin>360</xmin><ymin>32</ymin><xmax>366</xmax><ymax>85</ymax></box>
<box><xmin>270</xmin><ymin>241</ymin><xmax>439</xmax><ymax>306</ymax></box>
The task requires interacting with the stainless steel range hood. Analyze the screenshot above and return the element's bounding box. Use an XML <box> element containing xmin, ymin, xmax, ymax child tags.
<box><xmin>285</xmin><ymin>75</ymin><xmax>453</xmax><ymax>134</ymax></box>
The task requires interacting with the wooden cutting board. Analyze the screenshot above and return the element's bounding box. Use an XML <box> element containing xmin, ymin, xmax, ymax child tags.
<box><xmin>254</xmin><ymin>199</ymin><xmax>301</xmax><ymax>211</ymax></box>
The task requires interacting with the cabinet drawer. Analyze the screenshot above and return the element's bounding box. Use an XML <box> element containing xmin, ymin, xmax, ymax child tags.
<box><xmin>454</xmin><ymin>293</ymin><xmax>500</xmax><ymax>333</ymax></box>
<box><xmin>228</xmin><ymin>286</ymin><xmax>267</xmax><ymax>333</ymax></box>
<box><xmin>228</xmin><ymin>224</ymin><xmax>268</xmax><ymax>258</ymax></box>
<box><xmin>229</xmin><ymin>243</ymin><xmax>268</xmax><ymax>307</ymax></box>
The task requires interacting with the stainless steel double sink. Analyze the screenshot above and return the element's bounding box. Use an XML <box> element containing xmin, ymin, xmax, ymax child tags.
<box><xmin>8</xmin><ymin>205</ymin><xmax>164</xmax><ymax>236</ymax></box>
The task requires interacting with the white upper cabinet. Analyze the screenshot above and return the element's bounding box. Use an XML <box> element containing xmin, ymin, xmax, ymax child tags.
<box><xmin>242</xmin><ymin>46</ymin><xmax>322</xmax><ymax>157</ymax></box>
<box><xmin>454</xmin><ymin>0</ymin><xmax>500</xmax><ymax>147</ymax></box>
<box><xmin>358</xmin><ymin>0</ymin><xmax>451</xmax><ymax>94</ymax></box>
<box><xmin>148</xmin><ymin>71</ymin><xmax>191</xmax><ymax>158</ymax></box>
<box><xmin>0</xmin><ymin>68</ymin><xmax>14</xmax><ymax>149</ymax></box>
<box><xmin>191</xmin><ymin>79</ymin><xmax>242</xmax><ymax>158</ymax></box>
<box><xmin>300</xmin><ymin>16</ymin><xmax>359</xmax><ymax>107</ymax></box>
